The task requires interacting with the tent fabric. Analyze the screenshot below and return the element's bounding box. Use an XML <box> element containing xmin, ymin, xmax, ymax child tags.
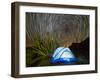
<box><xmin>51</xmin><ymin>47</ymin><xmax>77</xmax><ymax>64</ymax></box>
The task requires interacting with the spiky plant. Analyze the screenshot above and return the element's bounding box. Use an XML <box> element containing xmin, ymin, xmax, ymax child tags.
<box><xmin>26</xmin><ymin>32</ymin><xmax>60</xmax><ymax>66</ymax></box>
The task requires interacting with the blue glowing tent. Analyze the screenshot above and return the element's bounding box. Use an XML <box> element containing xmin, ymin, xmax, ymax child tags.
<box><xmin>51</xmin><ymin>47</ymin><xmax>77</xmax><ymax>64</ymax></box>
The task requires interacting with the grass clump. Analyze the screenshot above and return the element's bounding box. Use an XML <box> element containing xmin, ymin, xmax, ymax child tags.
<box><xmin>26</xmin><ymin>32</ymin><xmax>60</xmax><ymax>67</ymax></box>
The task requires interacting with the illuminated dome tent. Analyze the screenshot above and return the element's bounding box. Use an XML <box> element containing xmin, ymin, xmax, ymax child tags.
<box><xmin>51</xmin><ymin>47</ymin><xmax>77</xmax><ymax>64</ymax></box>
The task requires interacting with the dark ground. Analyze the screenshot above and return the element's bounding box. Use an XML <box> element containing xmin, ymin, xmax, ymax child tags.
<box><xmin>69</xmin><ymin>37</ymin><xmax>89</xmax><ymax>64</ymax></box>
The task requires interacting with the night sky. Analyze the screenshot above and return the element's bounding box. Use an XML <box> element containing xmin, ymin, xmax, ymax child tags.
<box><xmin>26</xmin><ymin>12</ymin><xmax>89</xmax><ymax>47</ymax></box>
